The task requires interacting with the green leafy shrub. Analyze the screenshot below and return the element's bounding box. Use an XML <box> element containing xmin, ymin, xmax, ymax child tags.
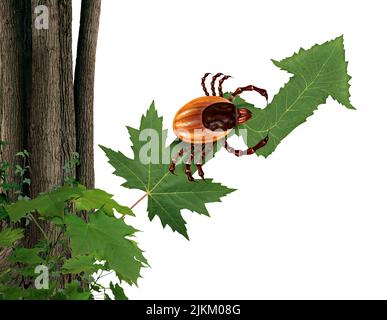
<box><xmin>0</xmin><ymin>143</ymin><xmax>145</xmax><ymax>300</ymax></box>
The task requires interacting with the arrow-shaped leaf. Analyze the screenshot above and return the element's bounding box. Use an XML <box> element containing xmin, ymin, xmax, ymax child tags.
<box><xmin>238</xmin><ymin>35</ymin><xmax>353</xmax><ymax>157</ymax></box>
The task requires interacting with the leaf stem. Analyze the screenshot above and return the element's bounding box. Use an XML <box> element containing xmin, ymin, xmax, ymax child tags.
<box><xmin>119</xmin><ymin>192</ymin><xmax>148</xmax><ymax>220</ymax></box>
<box><xmin>45</xmin><ymin>229</ymin><xmax>64</xmax><ymax>263</ymax></box>
<box><xmin>28</xmin><ymin>213</ymin><xmax>50</xmax><ymax>244</ymax></box>
<box><xmin>130</xmin><ymin>193</ymin><xmax>148</xmax><ymax>210</ymax></box>
<box><xmin>98</xmin><ymin>271</ymin><xmax>114</xmax><ymax>279</ymax></box>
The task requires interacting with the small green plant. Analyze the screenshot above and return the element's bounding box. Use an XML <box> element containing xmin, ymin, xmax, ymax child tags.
<box><xmin>0</xmin><ymin>141</ymin><xmax>12</xmax><ymax>220</ymax></box>
<box><xmin>63</xmin><ymin>152</ymin><xmax>80</xmax><ymax>186</ymax></box>
<box><xmin>0</xmin><ymin>144</ymin><xmax>31</xmax><ymax>222</ymax></box>
<box><xmin>0</xmin><ymin>182</ymin><xmax>145</xmax><ymax>300</ymax></box>
<box><xmin>0</xmin><ymin>144</ymin><xmax>145</xmax><ymax>300</ymax></box>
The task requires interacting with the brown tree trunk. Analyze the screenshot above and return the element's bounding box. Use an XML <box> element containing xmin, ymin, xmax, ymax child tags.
<box><xmin>75</xmin><ymin>0</ymin><xmax>101</xmax><ymax>188</ymax></box>
<box><xmin>0</xmin><ymin>0</ymin><xmax>100</xmax><ymax>288</ymax></box>
<box><xmin>0</xmin><ymin>0</ymin><xmax>28</xmax><ymax>273</ymax></box>
<box><xmin>29</xmin><ymin>0</ymin><xmax>75</xmax><ymax>198</ymax></box>
<box><xmin>26</xmin><ymin>0</ymin><xmax>76</xmax><ymax>251</ymax></box>
<box><xmin>0</xmin><ymin>0</ymin><xmax>27</xmax><ymax>198</ymax></box>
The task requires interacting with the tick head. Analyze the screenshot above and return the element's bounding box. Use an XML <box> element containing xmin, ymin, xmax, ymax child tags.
<box><xmin>236</xmin><ymin>108</ymin><xmax>252</xmax><ymax>125</ymax></box>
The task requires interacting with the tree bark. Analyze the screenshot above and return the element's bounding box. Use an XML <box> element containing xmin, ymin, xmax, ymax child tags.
<box><xmin>0</xmin><ymin>0</ymin><xmax>29</xmax><ymax>273</ymax></box>
<box><xmin>0</xmin><ymin>0</ymin><xmax>100</xmax><ymax>288</ymax></box>
<box><xmin>29</xmin><ymin>0</ymin><xmax>75</xmax><ymax>199</ymax></box>
<box><xmin>75</xmin><ymin>0</ymin><xmax>101</xmax><ymax>188</ymax></box>
<box><xmin>24</xmin><ymin>1</ymin><xmax>76</xmax><ymax>254</ymax></box>
<box><xmin>0</xmin><ymin>1</ymin><xmax>28</xmax><ymax>198</ymax></box>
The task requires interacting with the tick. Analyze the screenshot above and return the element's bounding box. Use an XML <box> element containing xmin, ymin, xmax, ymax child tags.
<box><xmin>170</xmin><ymin>73</ymin><xmax>269</xmax><ymax>181</ymax></box>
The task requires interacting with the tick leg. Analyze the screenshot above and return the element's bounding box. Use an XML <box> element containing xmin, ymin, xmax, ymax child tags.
<box><xmin>223</xmin><ymin>136</ymin><xmax>269</xmax><ymax>156</ymax></box>
<box><xmin>246</xmin><ymin>135</ymin><xmax>269</xmax><ymax>155</ymax></box>
<box><xmin>196</xmin><ymin>164</ymin><xmax>205</xmax><ymax>180</ymax></box>
<box><xmin>169</xmin><ymin>162</ymin><xmax>176</xmax><ymax>174</ymax></box>
<box><xmin>201</xmin><ymin>73</ymin><xmax>211</xmax><ymax>96</ymax></box>
<box><xmin>185</xmin><ymin>164</ymin><xmax>194</xmax><ymax>182</ymax></box>
<box><xmin>184</xmin><ymin>145</ymin><xmax>196</xmax><ymax>181</ymax></box>
<box><xmin>230</xmin><ymin>85</ymin><xmax>268</xmax><ymax>104</ymax></box>
<box><xmin>223</xmin><ymin>140</ymin><xmax>242</xmax><ymax>156</ymax></box>
<box><xmin>169</xmin><ymin>148</ymin><xmax>185</xmax><ymax>174</ymax></box>
<box><xmin>195</xmin><ymin>144</ymin><xmax>207</xmax><ymax>180</ymax></box>
<box><xmin>174</xmin><ymin>144</ymin><xmax>208</xmax><ymax>181</ymax></box>
<box><xmin>218</xmin><ymin>75</ymin><xmax>232</xmax><ymax>97</ymax></box>
<box><xmin>211</xmin><ymin>73</ymin><xmax>224</xmax><ymax>96</ymax></box>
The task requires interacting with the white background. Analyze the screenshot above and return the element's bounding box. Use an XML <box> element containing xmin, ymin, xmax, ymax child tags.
<box><xmin>72</xmin><ymin>0</ymin><xmax>387</xmax><ymax>299</ymax></box>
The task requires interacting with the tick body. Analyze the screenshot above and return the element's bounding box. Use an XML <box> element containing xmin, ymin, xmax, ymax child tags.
<box><xmin>170</xmin><ymin>73</ymin><xmax>270</xmax><ymax>181</ymax></box>
<box><xmin>173</xmin><ymin>96</ymin><xmax>232</xmax><ymax>144</ymax></box>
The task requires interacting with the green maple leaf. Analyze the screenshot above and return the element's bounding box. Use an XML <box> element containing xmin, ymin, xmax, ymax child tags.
<box><xmin>62</xmin><ymin>255</ymin><xmax>106</xmax><ymax>275</ymax></box>
<box><xmin>73</xmin><ymin>188</ymin><xmax>133</xmax><ymax>217</ymax></box>
<box><xmin>7</xmin><ymin>185</ymin><xmax>133</xmax><ymax>222</ymax></box>
<box><xmin>237</xmin><ymin>35</ymin><xmax>353</xmax><ymax>157</ymax></box>
<box><xmin>65</xmin><ymin>211</ymin><xmax>147</xmax><ymax>285</ymax></box>
<box><xmin>7</xmin><ymin>186</ymin><xmax>82</xmax><ymax>221</ymax></box>
<box><xmin>9</xmin><ymin>247</ymin><xmax>44</xmax><ymax>265</ymax></box>
<box><xmin>0</xmin><ymin>228</ymin><xmax>24</xmax><ymax>249</ymax></box>
<box><xmin>62</xmin><ymin>282</ymin><xmax>91</xmax><ymax>300</ymax></box>
<box><xmin>109</xmin><ymin>282</ymin><xmax>129</xmax><ymax>300</ymax></box>
<box><xmin>100</xmin><ymin>103</ymin><xmax>235</xmax><ymax>239</ymax></box>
